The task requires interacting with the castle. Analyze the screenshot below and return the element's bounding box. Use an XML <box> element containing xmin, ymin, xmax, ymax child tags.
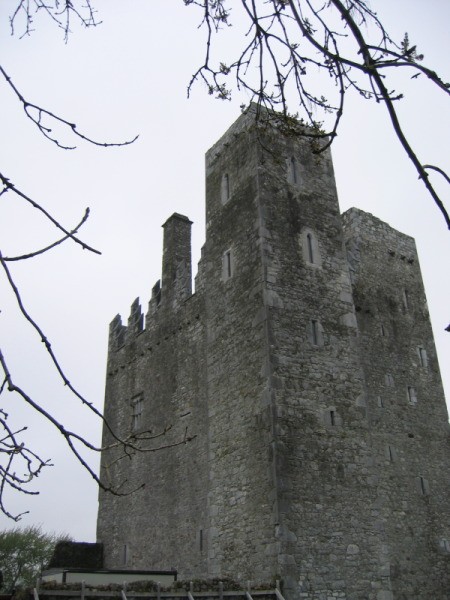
<box><xmin>96</xmin><ymin>109</ymin><xmax>450</xmax><ymax>599</ymax></box>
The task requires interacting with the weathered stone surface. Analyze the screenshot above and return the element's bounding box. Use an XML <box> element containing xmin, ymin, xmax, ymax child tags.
<box><xmin>97</xmin><ymin>109</ymin><xmax>450</xmax><ymax>600</ymax></box>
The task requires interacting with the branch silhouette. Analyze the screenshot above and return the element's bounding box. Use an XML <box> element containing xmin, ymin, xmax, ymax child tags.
<box><xmin>0</xmin><ymin>66</ymin><xmax>138</xmax><ymax>150</ymax></box>
<box><xmin>185</xmin><ymin>0</ymin><xmax>449</xmax><ymax>228</ymax></box>
<box><xmin>2</xmin><ymin>0</ymin><xmax>448</xmax><ymax>520</ymax></box>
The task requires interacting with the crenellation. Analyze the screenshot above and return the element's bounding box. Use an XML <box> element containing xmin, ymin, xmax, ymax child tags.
<box><xmin>147</xmin><ymin>279</ymin><xmax>161</xmax><ymax>315</ymax></box>
<box><xmin>108</xmin><ymin>314</ymin><xmax>126</xmax><ymax>352</ymax></box>
<box><xmin>97</xmin><ymin>110</ymin><xmax>449</xmax><ymax>600</ymax></box>
<box><xmin>127</xmin><ymin>297</ymin><xmax>143</xmax><ymax>339</ymax></box>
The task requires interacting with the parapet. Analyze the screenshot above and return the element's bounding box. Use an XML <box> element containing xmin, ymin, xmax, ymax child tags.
<box><xmin>107</xmin><ymin>213</ymin><xmax>194</xmax><ymax>353</ymax></box>
<box><xmin>342</xmin><ymin>208</ymin><xmax>417</xmax><ymax>284</ymax></box>
<box><xmin>342</xmin><ymin>207</ymin><xmax>415</xmax><ymax>249</ymax></box>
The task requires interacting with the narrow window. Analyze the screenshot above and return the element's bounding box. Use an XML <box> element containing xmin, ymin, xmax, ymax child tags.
<box><xmin>407</xmin><ymin>386</ymin><xmax>417</xmax><ymax>405</ymax></box>
<box><xmin>380</xmin><ymin>323</ymin><xmax>386</xmax><ymax>337</ymax></box>
<box><xmin>309</xmin><ymin>319</ymin><xmax>323</xmax><ymax>346</ymax></box>
<box><xmin>311</xmin><ymin>319</ymin><xmax>318</xmax><ymax>346</ymax></box>
<box><xmin>377</xmin><ymin>396</ymin><xmax>384</xmax><ymax>408</ymax></box>
<box><xmin>199</xmin><ymin>529</ymin><xmax>203</xmax><ymax>552</ymax></box>
<box><xmin>301</xmin><ymin>229</ymin><xmax>321</xmax><ymax>267</ymax></box>
<box><xmin>307</xmin><ymin>233</ymin><xmax>314</xmax><ymax>263</ymax></box>
<box><xmin>222</xmin><ymin>249</ymin><xmax>233</xmax><ymax>281</ymax></box>
<box><xmin>418</xmin><ymin>476</ymin><xmax>429</xmax><ymax>495</ymax></box>
<box><xmin>330</xmin><ymin>410</ymin><xmax>336</xmax><ymax>426</ymax></box>
<box><xmin>290</xmin><ymin>156</ymin><xmax>297</xmax><ymax>184</ymax></box>
<box><xmin>420</xmin><ymin>477</ymin><xmax>426</xmax><ymax>494</ymax></box>
<box><xmin>403</xmin><ymin>289</ymin><xmax>409</xmax><ymax>310</ymax></box>
<box><xmin>132</xmin><ymin>395</ymin><xmax>143</xmax><ymax>431</ymax></box>
<box><xmin>387</xmin><ymin>445</ymin><xmax>395</xmax><ymax>462</ymax></box>
<box><xmin>385</xmin><ymin>373</ymin><xmax>394</xmax><ymax>387</ymax></box>
<box><xmin>221</xmin><ymin>173</ymin><xmax>230</xmax><ymax>204</ymax></box>
<box><xmin>418</xmin><ymin>347</ymin><xmax>428</xmax><ymax>368</ymax></box>
<box><xmin>224</xmin><ymin>173</ymin><xmax>230</xmax><ymax>199</ymax></box>
<box><xmin>123</xmin><ymin>544</ymin><xmax>129</xmax><ymax>566</ymax></box>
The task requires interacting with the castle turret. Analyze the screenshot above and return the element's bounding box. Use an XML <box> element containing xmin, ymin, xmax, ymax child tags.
<box><xmin>97</xmin><ymin>109</ymin><xmax>449</xmax><ymax>600</ymax></box>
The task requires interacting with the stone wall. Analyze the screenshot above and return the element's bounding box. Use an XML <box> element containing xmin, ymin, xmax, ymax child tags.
<box><xmin>97</xmin><ymin>108</ymin><xmax>449</xmax><ymax>599</ymax></box>
<box><xmin>251</xmin><ymin>123</ymin><xmax>382</xmax><ymax>598</ymax></box>
<box><xmin>342</xmin><ymin>208</ymin><xmax>450</xmax><ymax>599</ymax></box>
<box><xmin>97</xmin><ymin>220</ymin><xmax>209</xmax><ymax>578</ymax></box>
<box><xmin>202</xmin><ymin>112</ymin><xmax>279</xmax><ymax>582</ymax></box>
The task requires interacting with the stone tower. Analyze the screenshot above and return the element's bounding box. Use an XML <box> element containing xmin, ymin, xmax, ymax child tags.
<box><xmin>97</xmin><ymin>108</ymin><xmax>450</xmax><ymax>599</ymax></box>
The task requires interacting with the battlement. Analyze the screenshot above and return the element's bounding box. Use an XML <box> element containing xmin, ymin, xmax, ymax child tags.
<box><xmin>108</xmin><ymin>211</ymin><xmax>195</xmax><ymax>351</ymax></box>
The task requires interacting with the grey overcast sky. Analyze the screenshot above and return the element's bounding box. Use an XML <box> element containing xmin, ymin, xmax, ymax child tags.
<box><xmin>0</xmin><ymin>1</ymin><xmax>448</xmax><ymax>542</ymax></box>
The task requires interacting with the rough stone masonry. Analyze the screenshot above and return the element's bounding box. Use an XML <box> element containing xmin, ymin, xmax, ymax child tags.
<box><xmin>96</xmin><ymin>108</ymin><xmax>450</xmax><ymax>600</ymax></box>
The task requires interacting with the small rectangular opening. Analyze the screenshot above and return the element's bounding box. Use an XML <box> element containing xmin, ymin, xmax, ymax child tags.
<box><xmin>221</xmin><ymin>173</ymin><xmax>230</xmax><ymax>204</ymax></box>
<box><xmin>418</xmin><ymin>347</ymin><xmax>428</xmax><ymax>368</ymax></box>
<box><xmin>419</xmin><ymin>476</ymin><xmax>429</xmax><ymax>495</ymax></box>
<box><xmin>222</xmin><ymin>249</ymin><xmax>233</xmax><ymax>281</ymax></box>
<box><xmin>385</xmin><ymin>373</ymin><xmax>394</xmax><ymax>387</ymax></box>
<box><xmin>307</xmin><ymin>233</ymin><xmax>314</xmax><ymax>263</ymax></box>
<box><xmin>311</xmin><ymin>319</ymin><xmax>318</xmax><ymax>345</ymax></box>
<box><xmin>123</xmin><ymin>544</ymin><xmax>129</xmax><ymax>566</ymax></box>
<box><xmin>388</xmin><ymin>445</ymin><xmax>394</xmax><ymax>462</ymax></box>
<box><xmin>407</xmin><ymin>386</ymin><xmax>417</xmax><ymax>405</ymax></box>
<box><xmin>132</xmin><ymin>395</ymin><xmax>143</xmax><ymax>431</ymax></box>
<box><xmin>330</xmin><ymin>410</ymin><xmax>335</xmax><ymax>426</ymax></box>
<box><xmin>403</xmin><ymin>289</ymin><xmax>409</xmax><ymax>310</ymax></box>
<box><xmin>290</xmin><ymin>156</ymin><xmax>297</xmax><ymax>184</ymax></box>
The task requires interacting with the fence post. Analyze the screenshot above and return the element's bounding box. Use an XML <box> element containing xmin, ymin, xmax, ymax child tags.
<box><xmin>121</xmin><ymin>581</ymin><xmax>127</xmax><ymax>600</ymax></box>
<box><xmin>246</xmin><ymin>581</ymin><xmax>253</xmax><ymax>600</ymax></box>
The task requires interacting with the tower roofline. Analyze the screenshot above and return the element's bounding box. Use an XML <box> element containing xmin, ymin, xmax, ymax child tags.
<box><xmin>162</xmin><ymin>212</ymin><xmax>193</xmax><ymax>228</ymax></box>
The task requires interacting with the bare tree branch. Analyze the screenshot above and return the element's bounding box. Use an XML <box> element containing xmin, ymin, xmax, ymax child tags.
<box><xmin>185</xmin><ymin>0</ymin><xmax>449</xmax><ymax>228</ymax></box>
<box><xmin>10</xmin><ymin>0</ymin><xmax>101</xmax><ymax>41</ymax></box>
<box><xmin>0</xmin><ymin>1</ymin><xmax>197</xmax><ymax>521</ymax></box>
<box><xmin>423</xmin><ymin>164</ymin><xmax>450</xmax><ymax>186</ymax></box>
<box><xmin>2</xmin><ymin>209</ymin><xmax>91</xmax><ymax>262</ymax></box>
<box><xmin>2</xmin><ymin>0</ymin><xmax>447</xmax><ymax>519</ymax></box>
<box><xmin>0</xmin><ymin>173</ymin><xmax>101</xmax><ymax>255</ymax></box>
<box><xmin>0</xmin><ymin>346</ymin><xmax>196</xmax><ymax>520</ymax></box>
<box><xmin>0</xmin><ymin>65</ymin><xmax>138</xmax><ymax>149</ymax></box>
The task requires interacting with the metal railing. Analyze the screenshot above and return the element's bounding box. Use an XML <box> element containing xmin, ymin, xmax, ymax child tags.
<box><xmin>33</xmin><ymin>580</ymin><xmax>286</xmax><ymax>600</ymax></box>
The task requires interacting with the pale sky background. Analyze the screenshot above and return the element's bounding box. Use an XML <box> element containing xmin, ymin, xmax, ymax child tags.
<box><xmin>0</xmin><ymin>1</ymin><xmax>448</xmax><ymax>543</ymax></box>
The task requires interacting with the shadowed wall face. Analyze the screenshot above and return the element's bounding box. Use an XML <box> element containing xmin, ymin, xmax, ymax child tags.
<box><xmin>47</xmin><ymin>542</ymin><xmax>104</xmax><ymax>570</ymax></box>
